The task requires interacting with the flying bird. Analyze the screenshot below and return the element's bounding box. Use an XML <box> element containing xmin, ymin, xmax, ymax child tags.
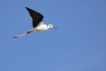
<box><xmin>13</xmin><ymin>7</ymin><xmax>58</xmax><ymax>38</ymax></box>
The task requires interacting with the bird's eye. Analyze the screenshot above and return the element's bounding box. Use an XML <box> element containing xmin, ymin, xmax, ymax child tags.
<box><xmin>50</xmin><ymin>24</ymin><xmax>53</xmax><ymax>26</ymax></box>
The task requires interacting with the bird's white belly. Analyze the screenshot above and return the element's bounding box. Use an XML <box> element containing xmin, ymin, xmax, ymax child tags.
<box><xmin>35</xmin><ymin>28</ymin><xmax>48</xmax><ymax>32</ymax></box>
<box><xmin>32</xmin><ymin>25</ymin><xmax>48</xmax><ymax>32</ymax></box>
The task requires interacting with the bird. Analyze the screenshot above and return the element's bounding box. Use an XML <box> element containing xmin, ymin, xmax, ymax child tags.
<box><xmin>13</xmin><ymin>7</ymin><xmax>58</xmax><ymax>38</ymax></box>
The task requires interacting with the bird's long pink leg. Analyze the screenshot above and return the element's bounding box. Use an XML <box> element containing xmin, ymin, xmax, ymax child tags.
<box><xmin>13</xmin><ymin>31</ymin><xmax>31</xmax><ymax>38</ymax></box>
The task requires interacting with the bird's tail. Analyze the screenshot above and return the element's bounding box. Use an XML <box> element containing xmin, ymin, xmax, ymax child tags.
<box><xmin>13</xmin><ymin>31</ymin><xmax>31</xmax><ymax>38</ymax></box>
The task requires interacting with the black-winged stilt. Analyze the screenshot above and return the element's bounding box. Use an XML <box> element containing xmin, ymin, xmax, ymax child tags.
<box><xmin>13</xmin><ymin>7</ymin><xmax>58</xmax><ymax>38</ymax></box>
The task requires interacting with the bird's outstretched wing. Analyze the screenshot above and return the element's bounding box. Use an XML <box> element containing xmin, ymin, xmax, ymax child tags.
<box><xmin>26</xmin><ymin>7</ymin><xmax>44</xmax><ymax>28</ymax></box>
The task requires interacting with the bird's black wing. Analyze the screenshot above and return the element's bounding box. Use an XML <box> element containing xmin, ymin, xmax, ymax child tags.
<box><xmin>26</xmin><ymin>7</ymin><xmax>44</xmax><ymax>28</ymax></box>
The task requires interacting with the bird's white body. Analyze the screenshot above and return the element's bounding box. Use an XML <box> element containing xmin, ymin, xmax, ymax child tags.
<box><xmin>30</xmin><ymin>21</ymin><xmax>53</xmax><ymax>32</ymax></box>
<box><xmin>30</xmin><ymin>22</ymin><xmax>48</xmax><ymax>32</ymax></box>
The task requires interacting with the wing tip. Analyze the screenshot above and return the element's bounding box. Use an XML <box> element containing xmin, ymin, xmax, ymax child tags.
<box><xmin>25</xmin><ymin>7</ymin><xmax>29</xmax><ymax>9</ymax></box>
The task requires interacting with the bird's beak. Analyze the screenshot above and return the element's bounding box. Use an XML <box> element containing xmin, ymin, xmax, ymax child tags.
<box><xmin>53</xmin><ymin>26</ymin><xmax>58</xmax><ymax>31</ymax></box>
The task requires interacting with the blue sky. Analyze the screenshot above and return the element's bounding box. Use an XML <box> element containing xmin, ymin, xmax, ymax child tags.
<box><xmin>0</xmin><ymin>0</ymin><xmax>106</xmax><ymax>71</ymax></box>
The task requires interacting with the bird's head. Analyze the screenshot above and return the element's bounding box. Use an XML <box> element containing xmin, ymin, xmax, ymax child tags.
<box><xmin>48</xmin><ymin>24</ymin><xmax>58</xmax><ymax>31</ymax></box>
<box><xmin>48</xmin><ymin>24</ymin><xmax>53</xmax><ymax>28</ymax></box>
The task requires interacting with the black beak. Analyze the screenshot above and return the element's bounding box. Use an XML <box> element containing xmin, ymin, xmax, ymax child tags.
<box><xmin>53</xmin><ymin>26</ymin><xmax>59</xmax><ymax>31</ymax></box>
